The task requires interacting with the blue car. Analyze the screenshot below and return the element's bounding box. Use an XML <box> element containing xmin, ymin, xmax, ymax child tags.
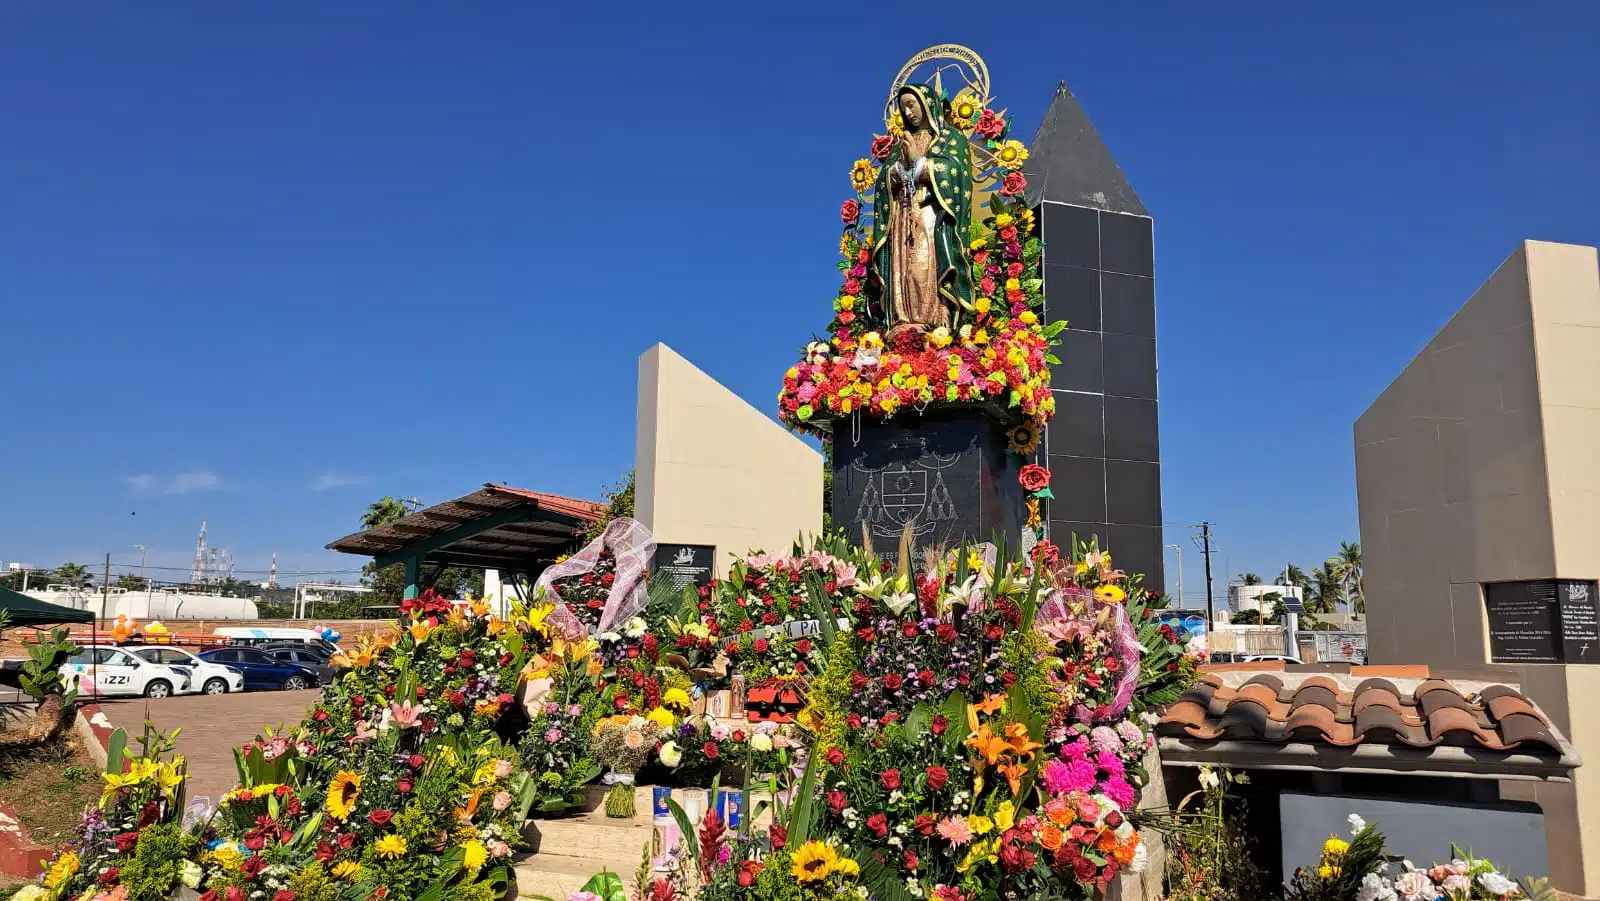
<box><xmin>198</xmin><ymin>646</ymin><xmax>322</xmax><ymax>691</ymax></box>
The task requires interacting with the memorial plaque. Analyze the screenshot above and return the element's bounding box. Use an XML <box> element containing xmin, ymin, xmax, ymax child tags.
<box><xmin>654</xmin><ymin>544</ymin><xmax>716</xmax><ymax>591</ymax></box>
<box><xmin>1559</xmin><ymin>580</ymin><xmax>1600</xmax><ymax>664</ymax></box>
<box><xmin>831</xmin><ymin>409</ymin><xmax>1026</xmax><ymax>568</ymax></box>
<box><xmin>1485</xmin><ymin>581</ymin><xmax>1561</xmax><ymax>663</ymax></box>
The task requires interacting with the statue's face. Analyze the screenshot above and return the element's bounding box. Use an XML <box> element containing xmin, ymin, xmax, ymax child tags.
<box><xmin>899</xmin><ymin>92</ymin><xmax>926</xmax><ymax>129</ymax></box>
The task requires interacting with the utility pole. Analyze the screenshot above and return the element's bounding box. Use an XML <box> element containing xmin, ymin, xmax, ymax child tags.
<box><xmin>1198</xmin><ymin>523</ymin><xmax>1216</xmax><ymax>627</ymax></box>
<box><xmin>1165</xmin><ymin>544</ymin><xmax>1184</xmax><ymax>609</ymax></box>
<box><xmin>101</xmin><ymin>553</ymin><xmax>112</xmax><ymax>620</ymax></box>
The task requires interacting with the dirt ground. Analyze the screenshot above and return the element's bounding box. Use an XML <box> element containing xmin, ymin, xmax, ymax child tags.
<box><xmin>0</xmin><ymin>731</ymin><xmax>100</xmax><ymax>847</ymax></box>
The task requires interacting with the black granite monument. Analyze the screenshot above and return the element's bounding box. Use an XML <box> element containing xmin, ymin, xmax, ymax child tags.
<box><xmin>1025</xmin><ymin>82</ymin><xmax>1165</xmax><ymax>590</ymax></box>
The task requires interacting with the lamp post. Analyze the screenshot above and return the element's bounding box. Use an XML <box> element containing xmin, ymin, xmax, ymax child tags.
<box><xmin>130</xmin><ymin>545</ymin><xmax>150</xmax><ymax>612</ymax></box>
<box><xmin>1165</xmin><ymin>544</ymin><xmax>1183</xmax><ymax>609</ymax></box>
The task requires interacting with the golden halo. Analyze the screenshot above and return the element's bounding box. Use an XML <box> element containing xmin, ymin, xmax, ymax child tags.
<box><xmin>884</xmin><ymin>44</ymin><xmax>992</xmax><ymax>127</ymax></box>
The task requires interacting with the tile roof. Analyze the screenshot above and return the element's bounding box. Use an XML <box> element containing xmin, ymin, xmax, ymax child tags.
<box><xmin>1156</xmin><ymin>668</ymin><xmax>1580</xmax><ymax>780</ymax></box>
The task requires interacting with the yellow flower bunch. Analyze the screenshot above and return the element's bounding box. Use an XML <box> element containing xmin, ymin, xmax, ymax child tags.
<box><xmin>789</xmin><ymin>840</ymin><xmax>860</xmax><ymax>884</ymax></box>
<box><xmin>375</xmin><ymin>835</ymin><xmax>408</xmax><ymax>859</ymax></box>
<box><xmin>42</xmin><ymin>849</ymin><xmax>78</xmax><ymax>889</ymax></box>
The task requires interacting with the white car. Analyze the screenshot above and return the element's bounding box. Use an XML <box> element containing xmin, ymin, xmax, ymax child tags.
<box><xmin>62</xmin><ymin>646</ymin><xmax>193</xmax><ymax>699</ymax></box>
<box><xmin>129</xmin><ymin>646</ymin><xmax>245</xmax><ymax>695</ymax></box>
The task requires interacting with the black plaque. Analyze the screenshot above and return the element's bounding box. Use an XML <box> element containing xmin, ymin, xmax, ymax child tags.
<box><xmin>654</xmin><ymin>544</ymin><xmax>715</xmax><ymax>591</ymax></box>
<box><xmin>1484</xmin><ymin>579</ymin><xmax>1600</xmax><ymax>664</ymax></box>
<box><xmin>1559</xmin><ymin>581</ymin><xmax>1600</xmax><ymax>664</ymax></box>
<box><xmin>831</xmin><ymin>408</ymin><xmax>1026</xmax><ymax>569</ymax></box>
<box><xmin>1486</xmin><ymin>581</ymin><xmax>1561</xmax><ymax>663</ymax></box>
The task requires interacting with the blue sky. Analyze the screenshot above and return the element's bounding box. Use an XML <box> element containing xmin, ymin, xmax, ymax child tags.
<box><xmin>1</xmin><ymin>3</ymin><xmax>1595</xmax><ymax>602</ymax></box>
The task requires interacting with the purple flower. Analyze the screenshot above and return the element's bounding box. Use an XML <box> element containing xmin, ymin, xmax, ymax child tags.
<box><xmin>1003</xmin><ymin>241</ymin><xmax>1023</xmax><ymax>260</ymax></box>
<box><xmin>543</xmin><ymin>702</ymin><xmax>561</xmax><ymax>716</ymax></box>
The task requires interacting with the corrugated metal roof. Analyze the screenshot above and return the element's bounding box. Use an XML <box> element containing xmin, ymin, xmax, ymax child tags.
<box><xmin>325</xmin><ymin>484</ymin><xmax>604</xmax><ymax>571</ymax></box>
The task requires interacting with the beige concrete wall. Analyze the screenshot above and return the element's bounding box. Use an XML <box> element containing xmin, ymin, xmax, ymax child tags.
<box><xmin>1355</xmin><ymin>240</ymin><xmax>1600</xmax><ymax>893</ymax></box>
<box><xmin>635</xmin><ymin>343</ymin><xmax>823</xmax><ymax>572</ymax></box>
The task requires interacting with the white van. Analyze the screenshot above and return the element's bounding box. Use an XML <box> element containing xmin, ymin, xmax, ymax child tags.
<box><xmin>214</xmin><ymin>627</ymin><xmax>342</xmax><ymax>656</ymax></box>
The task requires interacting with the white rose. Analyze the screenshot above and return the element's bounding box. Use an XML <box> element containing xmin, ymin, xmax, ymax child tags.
<box><xmin>658</xmin><ymin>741</ymin><xmax>683</xmax><ymax>768</ymax></box>
<box><xmin>1358</xmin><ymin>872</ymin><xmax>1397</xmax><ymax>901</ymax></box>
<box><xmin>181</xmin><ymin>859</ymin><xmax>203</xmax><ymax>888</ymax></box>
<box><xmin>1478</xmin><ymin>872</ymin><xmax>1521</xmax><ymax>897</ymax></box>
<box><xmin>750</xmin><ymin>734</ymin><xmax>774</xmax><ymax>753</ymax></box>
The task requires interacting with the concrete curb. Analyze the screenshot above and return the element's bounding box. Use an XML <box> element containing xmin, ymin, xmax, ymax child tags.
<box><xmin>0</xmin><ymin>798</ymin><xmax>49</xmax><ymax>879</ymax></box>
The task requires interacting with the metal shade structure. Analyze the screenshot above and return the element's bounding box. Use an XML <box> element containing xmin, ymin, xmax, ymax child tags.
<box><xmin>0</xmin><ymin>584</ymin><xmax>95</xmax><ymax>627</ymax></box>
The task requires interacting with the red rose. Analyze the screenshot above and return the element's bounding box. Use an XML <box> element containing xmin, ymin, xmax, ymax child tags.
<box><xmin>980</xmin><ymin>276</ymin><xmax>997</xmax><ymax>295</ymax></box>
<box><xmin>761</xmin><ymin>611</ymin><xmax>779</xmax><ymax>626</ymax></box>
<box><xmin>398</xmin><ymin>778</ymin><xmax>414</xmax><ymax>794</ymax></box>
<box><xmin>976</xmin><ymin>109</ymin><xmax>1005</xmax><ymax>139</ymax></box>
<box><xmin>769</xmin><ymin>824</ymin><xmax>787</xmax><ymax>849</ymax></box>
<box><xmin>849</xmin><ymin>672</ymin><xmax>868</xmax><ymax>691</ymax></box>
<box><xmin>1000</xmin><ymin>171</ymin><xmax>1028</xmax><ymax>197</ymax></box>
<box><xmin>904</xmin><ymin>850</ymin><xmax>920</xmax><ymax>870</ymax></box>
<box><xmin>794</xmin><ymin>661</ymin><xmax>808</xmax><ymax>674</ymax></box>
<box><xmin>901</xmin><ymin>622</ymin><xmax>918</xmax><ymax>638</ymax></box>
<box><xmin>703</xmin><ymin>741</ymin><xmax>720</xmax><ymax>760</ymax></box>
<box><xmin>827</xmin><ymin>789</ymin><xmax>848</xmax><ymax>812</ymax></box>
<box><xmin>881</xmin><ymin>769</ymin><xmax>902</xmax><ymax>790</ymax></box>
<box><xmin>244</xmin><ymin>834</ymin><xmax>267</xmax><ymax>851</ymax></box>
<box><xmin>931</xmin><ymin>715</ymin><xmax>948</xmax><ymax>736</ymax></box>
<box><xmin>200</xmin><ymin>892</ymin><xmax>219</xmax><ymax>901</ymax></box>
<box><xmin>915</xmin><ymin>813</ymin><xmax>936</xmax><ymax>835</ymax></box>
<box><xmin>842</xmin><ymin>199</ymin><xmax>861</xmax><ymax>225</ymax></box>
<box><xmin>313</xmin><ymin>710</ymin><xmax>328</xmax><ymax>721</ymax></box>
<box><xmin>795</xmin><ymin>638</ymin><xmax>813</xmax><ymax>654</ymax></box>
<box><xmin>274</xmin><ymin>892</ymin><xmax>297</xmax><ymax>901</ymax></box>
<box><xmin>226</xmin><ymin>889</ymin><xmax>246</xmax><ymax>901</ymax></box>
<box><xmin>957</xmin><ymin>672</ymin><xmax>972</xmax><ymax>687</ymax></box>
<box><xmin>242</xmin><ymin>856</ymin><xmax>266</xmax><ymax>877</ymax></box>
<box><xmin>1007</xmin><ymin>262</ymin><xmax>1025</xmax><ymax>278</ymax></box>
<box><xmin>338</xmin><ymin>832</ymin><xmax>356</xmax><ymax>849</ymax></box>
<box><xmin>100</xmin><ymin>867</ymin><xmax>120</xmax><ymax>886</ymax></box>
<box><xmin>1002</xmin><ymin>672</ymin><xmax>1017</xmax><ymax>688</ymax></box>
<box><xmin>936</xmin><ymin>623</ymin><xmax>958</xmax><ymax>643</ymax></box>
<box><xmin>926</xmin><ymin>765</ymin><xmax>949</xmax><ymax>790</ymax></box>
<box><xmin>856</xmin><ymin>627</ymin><xmax>876</xmax><ymax>643</ymax></box>
<box><xmin>882</xmin><ymin>673</ymin><xmax>903</xmax><ymax>691</ymax></box>
<box><xmin>733</xmin><ymin>730</ymin><xmax>746</xmax><ymax>742</ymax></box>
<box><xmin>973</xmin><ymin>249</ymin><xmax>989</xmax><ymax>266</ymax></box>
<box><xmin>114</xmin><ymin>831</ymin><xmax>140</xmax><ymax>852</ymax></box>
<box><xmin>985</xmin><ymin>623</ymin><xmax>1005</xmax><ymax>641</ymax></box>
<box><xmin>919</xmin><ymin>668</ymin><xmax>936</xmax><ymax>686</ymax></box>
<box><xmin>1019</xmin><ymin>464</ymin><xmax>1051</xmax><ymax>492</ymax></box>
<box><xmin>752</xmin><ymin>638</ymin><xmax>770</xmax><ymax>654</ymax></box>
<box><xmin>846</xmin><ymin>713</ymin><xmax>862</xmax><ymax>728</ymax></box>
<box><xmin>882</xmin><ymin>711</ymin><xmax>899</xmax><ymax>724</ymax></box>
<box><xmin>999</xmin><ymin>225</ymin><xmax>1019</xmax><ymax>242</ymax></box>
<box><xmin>407</xmin><ymin>753</ymin><xmax>425</xmax><ymax>769</ymax></box>
<box><xmin>871</xmin><ymin>135</ymin><xmax>894</xmax><ymax>160</ymax></box>
<box><xmin>368</xmin><ymin>809</ymin><xmax>394</xmax><ymax>827</ymax></box>
<box><xmin>1074</xmin><ymin>855</ymin><xmax>1098</xmax><ymax>880</ymax></box>
<box><xmin>601</xmin><ymin>572</ymin><xmax>615</xmax><ymax>586</ymax></box>
<box><xmin>825</xmin><ymin>747</ymin><xmax>847</xmax><ymax>767</ymax></box>
<box><xmin>839</xmin><ymin>310</ymin><xmax>855</xmax><ymax>324</ymax></box>
<box><xmin>867</xmin><ymin>813</ymin><xmax>889</xmax><ymax>837</ymax></box>
<box><xmin>416</xmin><ymin>686</ymin><xmax>427</xmax><ymax>699</ymax></box>
<box><xmin>315</xmin><ymin>841</ymin><xmax>335</xmax><ymax>862</ymax></box>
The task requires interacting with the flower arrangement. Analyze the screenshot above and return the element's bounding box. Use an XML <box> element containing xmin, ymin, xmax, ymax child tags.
<box><xmin>777</xmin><ymin>81</ymin><xmax>1061</xmax><ymax>446</ymax></box>
<box><xmin>591</xmin><ymin>716</ymin><xmax>665</xmax><ymax>818</ymax></box>
<box><xmin>520</xmin><ymin>632</ymin><xmax>607</xmax><ymax>812</ymax></box>
<box><xmin>1286</xmin><ymin>814</ymin><xmax>1555</xmax><ymax>901</ymax></box>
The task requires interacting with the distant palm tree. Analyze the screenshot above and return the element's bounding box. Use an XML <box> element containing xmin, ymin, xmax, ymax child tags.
<box><xmin>1331</xmin><ymin>541</ymin><xmax>1365</xmax><ymax>618</ymax></box>
<box><xmin>55</xmin><ymin>561</ymin><xmax>90</xmax><ymax>588</ymax></box>
<box><xmin>361</xmin><ymin>497</ymin><xmax>411</xmax><ymax>530</ymax></box>
<box><xmin>1239</xmin><ymin>572</ymin><xmax>1262</xmax><ymax>586</ymax></box>
<box><xmin>1309</xmin><ymin>562</ymin><xmax>1342</xmax><ymax>615</ymax></box>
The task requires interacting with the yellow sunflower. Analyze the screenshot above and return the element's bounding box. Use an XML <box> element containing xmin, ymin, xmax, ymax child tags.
<box><xmin>324</xmin><ymin>770</ymin><xmax>362</xmax><ymax>820</ymax></box>
<box><xmin>1008</xmin><ymin>424</ymin><xmax>1040</xmax><ymax>454</ymax></box>
<box><xmin>790</xmin><ymin>841</ymin><xmax>840</xmax><ymax>883</ymax></box>
<box><xmin>949</xmin><ymin>90</ymin><xmax>981</xmax><ymax>127</ymax></box>
<box><xmin>849</xmin><ymin>158</ymin><xmax>876</xmax><ymax>195</ymax></box>
<box><xmin>375</xmin><ymin>835</ymin><xmax>408</xmax><ymax>859</ymax></box>
<box><xmin>995</xmin><ymin>140</ymin><xmax>1030</xmax><ymax>170</ymax></box>
<box><xmin>888</xmin><ymin>110</ymin><xmax>905</xmax><ymax>136</ymax></box>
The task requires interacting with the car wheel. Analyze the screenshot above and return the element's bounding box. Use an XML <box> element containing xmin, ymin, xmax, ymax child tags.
<box><xmin>144</xmin><ymin>679</ymin><xmax>173</xmax><ymax>699</ymax></box>
<box><xmin>283</xmin><ymin>675</ymin><xmax>309</xmax><ymax>691</ymax></box>
<box><xmin>203</xmin><ymin>678</ymin><xmax>229</xmax><ymax>695</ymax></box>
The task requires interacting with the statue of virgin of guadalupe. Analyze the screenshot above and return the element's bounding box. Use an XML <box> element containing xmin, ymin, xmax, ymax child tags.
<box><xmin>869</xmin><ymin>83</ymin><xmax>974</xmax><ymax>334</ymax></box>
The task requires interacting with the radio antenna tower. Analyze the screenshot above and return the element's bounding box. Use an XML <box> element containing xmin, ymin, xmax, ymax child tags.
<box><xmin>267</xmin><ymin>554</ymin><xmax>279</xmax><ymax>590</ymax></box>
<box><xmin>191</xmin><ymin>521</ymin><xmax>209</xmax><ymax>584</ymax></box>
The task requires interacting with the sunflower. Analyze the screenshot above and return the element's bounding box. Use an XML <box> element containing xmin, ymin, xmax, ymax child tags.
<box><xmin>949</xmin><ymin>89</ymin><xmax>981</xmax><ymax>127</ymax></box>
<box><xmin>849</xmin><ymin>158</ymin><xmax>876</xmax><ymax>195</ymax></box>
<box><xmin>324</xmin><ymin>770</ymin><xmax>363</xmax><ymax>820</ymax></box>
<box><xmin>790</xmin><ymin>841</ymin><xmax>840</xmax><ymax>883</ymax></box>
<box><xmin>1008</xmin><ymin>424</ymin><xmax>1040</xmax><ymax>454</ymax></box>
<box><xmin>888</xmin><ymin>110</ymin><xmax>905</xmax><ymax>136</ymax></box>
<box><xmin>995</xmin><ymin>140</ymin><xmax>1030</xmax><ymax>170</ymax></box>
<box><xmin>375</xmin><ymin>835</ymin><xmax>408</xmax><ymax>859</ymax></box>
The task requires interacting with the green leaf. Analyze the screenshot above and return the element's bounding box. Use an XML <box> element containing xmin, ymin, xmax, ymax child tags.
<box><xmin>664</xmin><ymin>799</ymin><xmax>700</xmax><ymax>874</ymax></box>
<box><xmin>1044</xmin><ymin>353</ymin><xmax>1061</xmax><ymax>365</ymax></box>
<box><xmin>579</xmin><ymin>871</ymin><xmax>628</xmax><ymax>901</ymax></box>
<box><xmin>803</xmin><ymin>572</ymin><xmax>838</xmax><ymax>648</ymax></box>
<box><xmin>788</xmin><ymin>750</ymin><xmax>821</xmax><ymax>845</ymax></box>
<box><xmin>1033</xmin><ymin>487</ymin><xmax>1055</xmax><ymax>500</ymax></box>
<box><xmin>105</xmin><ymin>728</ymin><xmax>127</xmax><ymax>775</ymax></box>
<box><xmin>851</xmin><ymin>846</ymin><xmax>918</xmax><ymax>901</ymax></box>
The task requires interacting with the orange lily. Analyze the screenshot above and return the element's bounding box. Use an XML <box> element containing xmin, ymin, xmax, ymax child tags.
<box><xmin>1002</xmin><ymin>722</ymin><xmax>1043</xmax><ymax>761</ymax></box>
<box><xmin>998</xmin><ymin>759</ymin><xmax>1029</xmax><ymax>796</ymax></box>
<box><xmin>447</xmin><ymin>605</ymin><xmax>469</xmax><ymax>629</ymax></box>
<box><xmin>965</xmin><ymin>725</ymin><xmax>1011</xmax><ymax>769</ymax></box>
<box><xmin>408</xmin><ymin>620</ymin><xmax>432</xmax><ymax>644</ymax></box>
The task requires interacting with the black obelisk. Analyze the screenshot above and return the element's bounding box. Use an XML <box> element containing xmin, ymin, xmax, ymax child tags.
<box><xmin>1025</xmin><ymin>82</ymin><xmax>1165</xmax><ymax>592</ymax></box>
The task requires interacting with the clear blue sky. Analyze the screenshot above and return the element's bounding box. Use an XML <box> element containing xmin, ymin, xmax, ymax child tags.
<box><xmin>2</xmin><ymin>3</ymin><xmax>1595</xmax><ymax>602</ymax></box>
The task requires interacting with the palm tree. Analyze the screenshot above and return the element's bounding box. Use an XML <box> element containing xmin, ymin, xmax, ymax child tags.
<box><xmin>55</xmin><ymin>562</ymin><xmax>89</xmax><ymax>588</ymax></box>
<box><xmin>361</xmin><ymin>497</ymin><xmax>411</xmax><ymax>530</ymax></box>
<box><xmin>1308</xmin><ymin>562</ymin><xmax>1342</xmax><ymax>615</ymax></box>
<box><xmin>1331</xmin><ymin>541</ymin><xmax>1365</xmax><ymax>619</ymax></box>
<box><xmin>1239</xmin><ymin>572</ymin><xmax>1262</xmax><ymax>586</ymax></box>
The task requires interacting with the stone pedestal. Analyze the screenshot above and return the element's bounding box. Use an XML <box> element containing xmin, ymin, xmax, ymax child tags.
<box><xmin>830</xmin><ymin>409</ymin><xmax>1025</xmax><ymax>568</ymax></box>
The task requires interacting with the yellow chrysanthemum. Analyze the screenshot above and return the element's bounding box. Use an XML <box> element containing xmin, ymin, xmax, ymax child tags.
<box><xmin>995</xmin><ymin>213</ymin><xmax>1014</xmax><ymax>228</ymax></box>
<box><xmin>995</xmin><ymin>140</ymin><xmax>1029</xmax><ymax>170</ymax></box>
<box><xmin>375</xmin><ymin>835</ymin><xmax>408</xmax><ymax>859</ymax></box>
<box><xmin>974</xmin><ymin>297</ymin><xmax>992</xmax><ymax>314</ymax></box>
<box><xmin>1319</xmin><ymin>865</ymin><xmax>1341</xmax><ymax>879</ymax></box>
<box><xmin>42</xmin><ymin>850</ymin><xmax>79</xmax><ymax>889</ymax></box>
<box><xmin>1094</xmin><ymin>584</ymin><xmax>1128</xmax><ymax>604</ymax></box>
<box><xmin>969</xmin><ymin>237</ymin><xmax>986</xmax><ymax>252</ymax></box>
<box><xmin>324</xmin><ymin>770</ymin><xmax>362</xmax><ymax>821</ymax></box>
<box><xmin>646</xmin><ymin>707</ymin><xmax>677</xmax><ymax>731</ymax></box>
<box><xmin>462</xmin><ymin>839</ymin><xmax>489</xmax><ymax>871</ymax></box>
<box><xmin>850</xmin><ymin>159</ymin><xmax>876</xmax><ymax>195</ymax></box>
<box><xmin>332</xmin><ymin>861</ymin><xmax>362</xmax><ymax>880</ymax></box>
<box><xmin>1322</xmin><ymin>836</ymin><xmax>1350</xmax><ymax>857</ymax></box>
<box><xmin>210</xmin><ymin>843</ymin><xmax>243</xmax><ymax>870</ymax></box>
<box><xmin>790</xmin><ymin>841</ymin><xmax>840</xmax><ymax>883</ymax></box>
<box><xmin>1019</xmin><ymin>310</ymin><xmax>1038</xmax><ymax>325</ymax></box>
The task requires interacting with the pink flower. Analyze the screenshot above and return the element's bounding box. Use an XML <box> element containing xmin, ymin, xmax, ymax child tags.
<box><xmin>1043</xmin><ymin>758</ymin><xmax>1097</xmax><ymax>795</ymax></box>
<box><xmin>492</xmin><ymin>791</ymin><xmax>513</xmax><ymax>811</ymax></box>
<box><xmin>390</xmin><ymin>700</ymin><xmax>423</xmax><ymax>728</ymax></box>
<box><xmin>936</xmin><ymin>816</ymin><xmax>975</xmax><ymax>846</ymax></box>
<box><xmin>545</xmin><ymin>727</ymin><xmax>563</xmax><ymax>743</ymax></box>
<box><xmin>494</xmin><ymin>759</ymin><xmax>516</xmax><ymax>778</ymax></box>
<box><xmin>1090</xmin><ymin>725</ymin><xmax>1122</xmax><ymax>756</ymax></box>
<box><xmin>1102</xmin><ymin>774</ymin><xmax>1136</xmax><ymax>810</ymax></box>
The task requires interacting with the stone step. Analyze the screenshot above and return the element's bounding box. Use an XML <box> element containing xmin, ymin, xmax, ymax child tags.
<box><xmin>514</xmin><ymin>852</ymin><xmax>637</xmax><ymax>900</ymax></box>
<box><xmin>527</xmin><ymin>817</ymin><xmax>656</xmax><ymax>861</ymax></box>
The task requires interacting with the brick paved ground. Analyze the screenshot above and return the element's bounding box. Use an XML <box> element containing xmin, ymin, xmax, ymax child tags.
<box><xmin>95</xmin><ymin>690</ymin><xmax>318</xmax><ymax>804</ymax></box>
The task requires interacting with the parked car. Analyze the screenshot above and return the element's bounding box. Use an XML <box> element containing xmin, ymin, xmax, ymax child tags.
<box><xmin>198</xmin><ymin>647</ymin><xmax>321</xmax><ymax>691</ymax></box>
<box><xmin>128</xmin><ymin>646</ymin><xmax>245</xmax><ymax>695</ymax></box>
<box><xmin>61</xmin><ymin>646</ymin><xmax>193</xmax><ymax>698</ymax></box>
<box><xmin>260</xmin><ymin>642</ymin><xmax>337</xmax><ymax>684</ymax></box>
<box><xmin>214</xmin><ymin>627</ymin><xmax>342</xmax><ymax>657</ymax></box>
<box><xmin>1243</xmin><ymin>654</ymin><xmax>1304</xmax><ymax>665</ymax></box>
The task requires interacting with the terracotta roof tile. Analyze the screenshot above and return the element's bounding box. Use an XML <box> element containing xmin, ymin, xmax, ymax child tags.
<box><xmin>1155</xmin><ymin>671</ymin><xmax>1569</xmax><ymax>765</ymax></box>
